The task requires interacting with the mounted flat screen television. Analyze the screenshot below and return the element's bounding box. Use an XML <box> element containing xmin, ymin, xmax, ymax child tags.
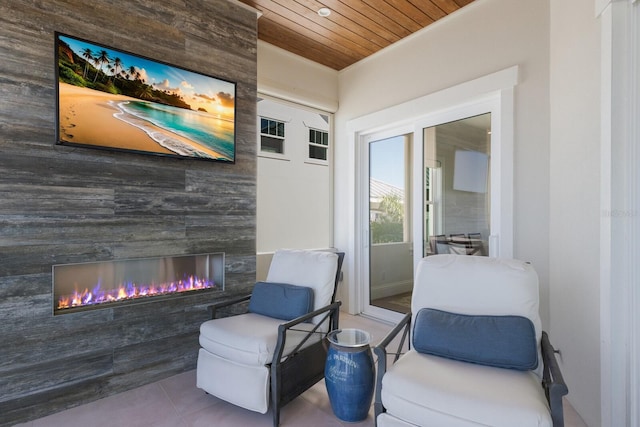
<box><xmin>55</xmin><ymin>32</ymin><xmax>236</xmax><ymax>163</ymax></box>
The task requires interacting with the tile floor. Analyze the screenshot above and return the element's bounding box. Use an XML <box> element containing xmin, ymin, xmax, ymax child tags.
<box><xmin>17</xmin><ymin>313</ymin><xmax>588</xmax><ymax>427</ymax></box>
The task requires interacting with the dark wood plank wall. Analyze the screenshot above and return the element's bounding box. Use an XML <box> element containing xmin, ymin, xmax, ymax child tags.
<box><xmin>0</xmin><ymin>1</ymin><xmax>257</xmax><ymax>425</ymax></box>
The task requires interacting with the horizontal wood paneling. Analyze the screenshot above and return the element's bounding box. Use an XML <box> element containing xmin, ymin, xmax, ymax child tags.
<box><xmin>238</xmin><ymin>0</ymin><xmax>476</xmax><ymax>70</ymax></box>
<box><xmin>0</xmin><ymin>0</ymin><xmax>258</xmax><ymax>425</ymax></box>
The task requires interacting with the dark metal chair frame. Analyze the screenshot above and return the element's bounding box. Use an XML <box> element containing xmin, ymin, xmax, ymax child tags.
<box><xmin>373</xmin><ymin>312</ymin><xmax>569</xmax><ymax>427</ymax></box>
<box><xmin>432</xmin><ymin>234</ymin><xmax>448</xmax><ymax>254</ymax></box>
<box><xmin>467</xmin><ymin>232</ymin><xmax>484</xmax><ymax>253</ymax></box>
<box><xmin>205</xmin><ymin>252</ymin><xmax>345</xmax><ymax>427</ymax></box>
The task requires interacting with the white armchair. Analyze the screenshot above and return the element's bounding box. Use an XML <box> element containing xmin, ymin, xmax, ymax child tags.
<box><xmin>374</xmin><ymin>254</ymin><xmax>568</xmax><ymax>427</ymax></box>
<box><xmin>196</xmin><ymin>249</ymin><xmax>345</xmax><ymax>427</ymax></box>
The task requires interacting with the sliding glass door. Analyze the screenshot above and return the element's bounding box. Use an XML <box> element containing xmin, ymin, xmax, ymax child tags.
<box><xmin>359</xmin><ymin>99</ymin><xmax>509</xmax><ymax>321</ymax></box>
<box><xmin>422</xmin><ymin>113</ymin><xmax>491</xmax><ymax>258</ymax></box>
<box><xmin>367</xmin><ymin>133</ymin><xmax>413</xmax><ymax>316</ymax></box>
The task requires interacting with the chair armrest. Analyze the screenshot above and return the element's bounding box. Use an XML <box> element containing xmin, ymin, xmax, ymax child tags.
<box><xmin>373</xmin><ymin>312</ymin><xmax>412</xmax><ymax>421</ymax></box>
<box><xmin>541</xmin><ymin>331</ymin><xmax>569</xmax><ymax>427</ymax></box>
<box><xmin>271</xmin><ymin>301</ymin><xmax>342</xmax><ymax>366</ymax></box>
<box><xmin>206</xmin><ymin>294</ymin><xmax>251</xmax><ymax>319</ymax></box>
<box><xmin>280</xmin><ymin>301</ymin><xmax>342</xmax><ymax>330</ymax></box>
<box><xmin>375</xmin><ymin>312</ymin><xmax>412</xmax><ymax>356</ymax></box>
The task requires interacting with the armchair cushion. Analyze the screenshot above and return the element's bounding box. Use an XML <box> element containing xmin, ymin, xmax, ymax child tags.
<box><xmin>412</xmin><ymin>308</ymin><xmax>538</xmax><ymax>371</ymax></box>
<box><xmin>266</xmin><ymin>249</ymin><xmax>339</xmax><ymax>326</ymax></box>
<box><xmin>412</xmin><ymin>255</ymin><xmax>544</xmax><ymax>377</ymax></box>
<box><xmin>380</xmin><ymin>349</ymin><xmax>552</xmax><ymax>427</ymax></box>
<box><xmin>248</xmin><ymin>281</ymin><xmax>314</xmax><ymax>321</ymax></box>
<box><xmin>199</xmin><ymin>313</ymin><xmax>320</xmax><ymax>366</ymax></box>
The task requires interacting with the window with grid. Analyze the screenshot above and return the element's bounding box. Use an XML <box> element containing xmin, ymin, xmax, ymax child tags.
<box><xmin>260</xmin><ymin>117</ymin><xmax>285</xmax><ymax>154</ymax></box>
<box><xmin>308</xmin><ymin>128</ymin><xmax>329</xmax><ymax>161</ymax></box>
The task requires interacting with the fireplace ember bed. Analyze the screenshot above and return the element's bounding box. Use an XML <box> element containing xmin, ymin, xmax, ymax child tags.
<box><xmin>52</xmin><ymin>253</ymin><xmax>224</xmax><ymax>315</ymax></box>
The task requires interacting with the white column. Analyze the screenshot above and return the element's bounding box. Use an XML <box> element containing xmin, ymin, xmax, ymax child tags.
<box><xmin>598</xmin><ymin>1</ymin><xmax>639</xmax><ymax>426</ymax></box>
<box><xmin>630</xmin><ymin>4</ymin><xmax>640</xmax><ymax>425</ymax></box>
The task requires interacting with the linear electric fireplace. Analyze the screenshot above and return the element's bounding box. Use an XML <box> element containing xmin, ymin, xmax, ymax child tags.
<box><xmin>53</xmin><ymin>253</ymin><xmax>224</xmax><ymax>315</ymax></box>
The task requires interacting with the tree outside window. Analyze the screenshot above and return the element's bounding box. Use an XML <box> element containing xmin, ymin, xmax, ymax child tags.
<box><xmin>370</xmin><ymin>194</ymin><xmax>404</xmax><ymax>243</ymax></box>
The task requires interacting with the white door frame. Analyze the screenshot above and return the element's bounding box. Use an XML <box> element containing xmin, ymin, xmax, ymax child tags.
<box><xmin>413</xmin><ymin>96</ymin><xmax>510</xmax><ymax>273</ymax></box>
<box><xmin>346</xmin><ymin>66</ymin><xmax>518</xmax><ymax>316</ymax></box>
<box><xmin>358</xmin><ymin>125</ymin><xmax>415</xmax><ymax>324</ymax></box>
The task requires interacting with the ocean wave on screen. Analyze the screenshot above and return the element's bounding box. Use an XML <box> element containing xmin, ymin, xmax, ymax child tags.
<box><xmin>109</xmin><ymin>100</ymin><xmax>218</xmax><ymax>159</ymax></box>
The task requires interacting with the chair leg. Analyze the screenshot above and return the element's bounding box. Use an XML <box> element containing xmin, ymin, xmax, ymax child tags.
<box><xmin>272</xmin><ymin>405</ymin><xmax>280</xmax><ymax>427</ymax></box>
<box><xmin>271</xmin><ymin>363</ymin><xmax>281</xmax><ymax>427</ymax></box>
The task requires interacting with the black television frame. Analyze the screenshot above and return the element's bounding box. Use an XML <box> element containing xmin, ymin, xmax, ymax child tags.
<box><xmin>55</xmin><ymin>32</ymin><xmax>236</xmax><ymax>163</ymax></box>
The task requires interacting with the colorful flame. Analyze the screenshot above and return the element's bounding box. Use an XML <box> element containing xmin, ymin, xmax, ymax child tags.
<box><xmin>57</xmin><ymin>275</ymin><xmax>215</xmax><ymax>310</ymax></box>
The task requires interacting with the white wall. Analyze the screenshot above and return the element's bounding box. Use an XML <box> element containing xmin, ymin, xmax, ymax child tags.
<box><xmin>257</xmin><ymin>0</ymin><xmax>604</xmax><ymax>423</ymax></box>
<box><xmin>335</xmin><ymin>0</ymin><xmax>551</xmax><ymax>323</ymax></box>
<box><xmin>257</xmin><ymin>41</ymin><xmax>339</xmax><ymax>112</ymax></box>
<box><xmin>549</xmin><ymin>1</ymin><xmax>602</xmax><ymax>425</ymax></box>
<box><xmin>370</xmin><ymin>242</ymin><xmax>413</xmax><ymax>299</ymax></box>
<box><xmin>256</xmin><ymin>97</ymin><xmax>333</xmax><ymax>253</ymax></box>
<box><xmin>255</xmin><ymin>40</ymin><xmax>340</xmax><ymax>273</ymax></box>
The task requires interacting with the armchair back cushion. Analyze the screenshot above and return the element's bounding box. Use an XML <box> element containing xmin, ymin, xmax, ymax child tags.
<box><xmin>412</xmin><ymin>308</ymin><xmax>538</xmax><ymax>370</ymax></box>
<box><xmin>266</xmin><ymin>249</ymin><xmax>339</xmax><ymax>325</ymax></box>
<box><xmin>248</xmin><ymin>282</ymin><xmax>314</xmax><ymax>321</ymax></box>
<box><xmin>412</xmin><ymin>255</ymin><xmax>543</xmax><ymax>376</ymax></box>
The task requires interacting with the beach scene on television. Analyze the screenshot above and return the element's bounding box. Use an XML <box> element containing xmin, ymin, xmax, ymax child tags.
<box><xmin>56</xmin><ymin>34</ymin><xmax>235</xmax><ymax>162</ymax></box>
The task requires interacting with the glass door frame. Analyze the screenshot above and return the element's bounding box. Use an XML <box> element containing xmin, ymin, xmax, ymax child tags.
<box><xmin>412</xmin><ymin>96</ymin><xmax>512</xmax><ymax>273</ymax></box>
<box><xmin>347</xmin><ymin>66</ymin><xmax>517</xmax><ymax>319</ymax></box>
<box><xmin>359</xmin><ymin>124</ymin><xmax>414</xmax><ymax>323</ymax></box>
<box><xmin>356</xmin><ymin>97</ymin><xmax>511</xmax><ymax>323</ymax></box>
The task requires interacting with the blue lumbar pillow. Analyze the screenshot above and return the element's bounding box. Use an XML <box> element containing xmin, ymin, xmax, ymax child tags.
<box><xmin>248</xmin><ymin>281</ymin><xmax>314</xmax><ymax>321</ymax></box>
<box><xmin>412</xmin><ymin>308</ymin><xmax>538</xmax><ymax>371</ymax></box>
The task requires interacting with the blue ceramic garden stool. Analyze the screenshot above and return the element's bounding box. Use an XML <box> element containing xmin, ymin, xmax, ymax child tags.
<box><xmin>325</xmin><ymin>328</ymin><xmax>375</xmax><ymax>422</ymax></box>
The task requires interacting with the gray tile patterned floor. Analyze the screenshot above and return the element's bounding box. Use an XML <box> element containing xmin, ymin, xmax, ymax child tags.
<box><xmin>16</xmin><ymin>313</ymin><xmax>587</xmax><ymax>427</ymax></box>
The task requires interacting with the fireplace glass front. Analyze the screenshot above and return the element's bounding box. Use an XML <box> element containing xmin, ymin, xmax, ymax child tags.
<box><xmin>53</xmin><ymin>253</ymin><xmax>224</xmax><ymax>315</ymax></box>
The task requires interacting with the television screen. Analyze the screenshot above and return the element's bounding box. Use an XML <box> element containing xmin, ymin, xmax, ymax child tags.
<box><xmin>55</xmin><ymin>32</ymin><xmax>236</xmax><ymax>163</ymax></box>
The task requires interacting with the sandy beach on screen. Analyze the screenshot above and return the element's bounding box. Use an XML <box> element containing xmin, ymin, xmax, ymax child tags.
<box><xmin>58</xmin><ymin>83</ymin><xmax>225</xmax><ymax>159</ymax></box>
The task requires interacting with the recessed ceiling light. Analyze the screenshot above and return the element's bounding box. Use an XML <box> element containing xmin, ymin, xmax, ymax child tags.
<box><xmin>318</xmin><ymin>7</ymin><xmax>331</xmax><ymax>17</ymax></box>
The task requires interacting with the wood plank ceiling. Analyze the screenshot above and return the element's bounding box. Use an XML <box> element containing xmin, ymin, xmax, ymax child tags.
<box><xmin>236</xmin><ymin>0</ymin><xmax>476</xmax><ymax>70</ymax></box>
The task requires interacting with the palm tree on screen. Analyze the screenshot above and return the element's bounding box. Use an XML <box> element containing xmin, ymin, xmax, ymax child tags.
<box><xmin>81</xmin><ymin>48</ymin><xmax>94</xmax><ymax>79</ymax></box>
<box><xmin>93</xmin><ymin>50</ymin><xmax>111</xmax><ymax>83</ymax></box>
<box><xmin>136</xmin><ymin>84</ymin><xmax>154</xmax><ymax>100</ymax></box>
<box><xmin>110</xmin><ymin>57</ymin><xmax>123</xmax><ymax>86</ymax></box>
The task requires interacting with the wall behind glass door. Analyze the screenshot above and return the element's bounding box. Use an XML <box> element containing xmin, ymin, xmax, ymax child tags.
<box><xmin>368</xmin><ymin>134</ymin><xmax>413</xmax><ymax>314</ymax></box>
<box><xmin>423</xmin><ymin>113</ymin><xmax>491</xmax><ymax>257</ymax></box>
